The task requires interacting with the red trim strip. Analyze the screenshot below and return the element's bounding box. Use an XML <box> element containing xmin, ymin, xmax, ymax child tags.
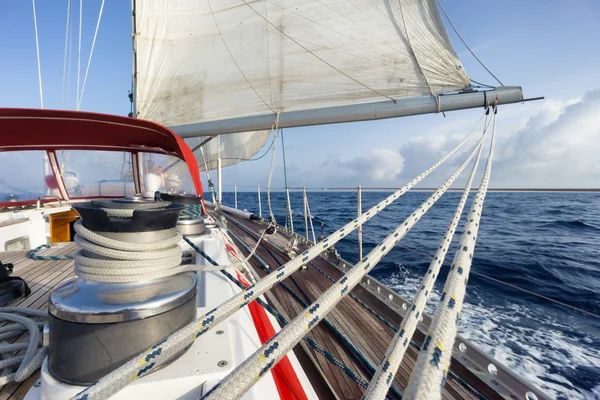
<box><xmin>235</xmin><ymin>272</ymin><xmax>308</xmax><ymax>400</ymax></box>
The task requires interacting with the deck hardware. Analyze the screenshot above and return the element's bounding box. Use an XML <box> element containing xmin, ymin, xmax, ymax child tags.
<box><xmin>216</xmin><ymin>330</ymin><xmax>224</xmax><ymax>335</ymax></box>
<box><xmin>401</xmin><ymin>303</ymin><xmax>407</xmax><ymax>310</ymax></box>
<box><xmin>458</xmin><ymin>343</ymin><xmax>467</xmax><ymax>352</ymax></box>
<box><xmin>487</xmin><ymin>363</ymin><xmax>498</xmax><ymax>376</ymax></box>
<box><xmin>388</xmin><ymin>294</ymin><xmax>394</xmax><ymax>301</ymax></box>
<box><xmin>525</xmin><ymin>392</ymin><xmax>538</xmax><ymax>400</ymax></box>
<box><xmin>218</xmin><ymin>360</ymin><xmax>228</xmax><ymax>368</ymax></box>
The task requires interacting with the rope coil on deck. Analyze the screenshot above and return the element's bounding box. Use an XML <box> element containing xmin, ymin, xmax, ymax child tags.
<box><xmin>201</xmin><ymin>124</ymin><xmax>490</xmax><ymax>400</ymax></box>
<box><xmin>0</xmin><ymin>308</ymin><xmax>48</xmax><ymax>389</ymax></box>
<box><xmin>72</xmin><ymin>112</ymin><xmax>487</xmax><ymax>400</ymax></box>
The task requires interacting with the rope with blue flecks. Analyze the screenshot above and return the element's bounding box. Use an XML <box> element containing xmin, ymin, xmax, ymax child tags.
<box><xmin>185</xmin><ymin>232</ymin><xmax>385</xmax><ymax>397</ymax></box>
<box><xmin>28</xmin><ymin>245</ymin><xmax>75</xmax><ymax>260</ymax></box>
<box><xmin>224</xmin><ymin>221</ymin><xmax>402</xmax><ymax>399</ymax></box>
<box><xmin>200</xmin><ymin>124</ymin><xmax>489</xmax><ymax>400</ymax></box>
<box><xmin>405</xmin><ymin>110</ymin><xmax>497</xmax><ymax>399</ymax></box>
<box><xmin>71</xmin><ymin>113</ymin><xmax>484</xmax><ymax>400</ymax></box>
<box><xmin>366</xmin><ymin>112</ymin><xmax>490</xmax><ymax>400</ymax></box>
<box><xmin>185</xmin><ymin>234</ymin><xmax>384</xmax><ymax>397</ymax></box>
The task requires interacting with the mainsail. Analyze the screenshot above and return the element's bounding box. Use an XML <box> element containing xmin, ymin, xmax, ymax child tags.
<box><xmin>133</xmin><ymin>0</ymin><xmax>471</xmax><ymax>168</ymax></box>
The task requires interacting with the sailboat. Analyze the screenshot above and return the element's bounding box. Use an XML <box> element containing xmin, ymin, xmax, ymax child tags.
<box><xmin>0</xmin><ymin>1</ymin><xmax>547</xmax><ymax>399</ymax></box>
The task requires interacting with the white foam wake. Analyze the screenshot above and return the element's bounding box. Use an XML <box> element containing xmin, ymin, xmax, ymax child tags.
<box><xmin>380</xmin><ymin>262</ymin><xmax>600</xmax><ymax>400</ymax></box>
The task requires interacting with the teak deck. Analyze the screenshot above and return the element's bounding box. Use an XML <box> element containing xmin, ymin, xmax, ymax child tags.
<box><xmin>0</xmin><ymin>221</ymin><xmax>500</xmax><ymax>400</ymax></box>
<box><xmin>226</xmin><ymin>215</ymin><xmax>503</xmax><ymax>400</ymax></box>
<box><xmin>0</xmin><ymin>243</ymin><xmax>78</xmax><ymax>400</ymax></box>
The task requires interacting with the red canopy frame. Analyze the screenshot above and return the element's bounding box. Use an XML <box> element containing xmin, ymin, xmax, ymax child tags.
<box><xmin>0</xmin><ymin>108</ymin><xmax>204</xmax><ymax>207</ymax></box>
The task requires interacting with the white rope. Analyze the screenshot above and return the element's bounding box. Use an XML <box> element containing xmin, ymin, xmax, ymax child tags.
<box><xmin>405</xmin><ymin>110</ymin><xmax>497</xmax><ymax>399</ymax></box>
<box><xmin>61</xmin><ymin>0</ymin><xmax>72</xmax><ymax>108</ymax></box>
<box><xmin>266</xmin><ymin>128</ymin><xmax>279</xmax><ymax>222</ymax></box>
<box><xmin>201</xmin><ymin>120</ymin><xmax>489</xmax><ymax>400</ymax></box>
<box><xmin>72</xmin><ymin>113</ymin><xmax>484</xmax><ymax>400</ymax></box>
<box><xmin>0</xmin><ymin>308</ymin><xmax>48</xmax><ymax>389</ymax></box>
<box><xmin>31</xmin><ymin>0</ymin><xmax>43</xmax><ymax>109</ymax></box>
<box><xmin>364</xmin><ymin>114</ymin><xmax>491</xmax><ymax>400</ymax></box>
<box><xmin>73</xmin><ymin>220</ymin><xmax>184</xmax><ymax>283</ymax></box>
<box><xmin>77</xmin><ymin>0</ymin><xmax>105</xmax><ymax>110</ymax></box>
<box><xmin>76</xmin><ymin>0</ymin><xmax>82</xmax><ymax>110</ymax></box>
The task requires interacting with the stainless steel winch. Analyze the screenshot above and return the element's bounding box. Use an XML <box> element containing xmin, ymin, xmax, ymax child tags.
<box><xmin>47</xmin><ymin>197</ymin><xmax>198</xmax><ymax>385</ymax></box>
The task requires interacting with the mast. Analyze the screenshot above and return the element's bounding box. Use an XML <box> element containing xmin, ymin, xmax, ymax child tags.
<box><xmin>170</xmin><ymin>86</ymin><xmax>524</xmax><ymax>138</ymax></box>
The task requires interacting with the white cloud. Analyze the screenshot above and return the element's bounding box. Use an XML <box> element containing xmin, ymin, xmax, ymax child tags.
<box><xmin>391</xmin><ymin>89</ymin><xmax>600</xmax><ymax>188</ymax></box>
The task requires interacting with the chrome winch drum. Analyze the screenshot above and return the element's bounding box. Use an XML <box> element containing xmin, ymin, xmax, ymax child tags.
<box><xmin>47</xmin><ymin>197</ymin><xmax>197</xmax><ymax>385</ymax></box>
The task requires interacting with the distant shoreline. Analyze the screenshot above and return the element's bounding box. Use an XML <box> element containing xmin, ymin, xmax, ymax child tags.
<box><xmin>221</xmin><ymin>188</ymin><xmax>600</xmax><ymax>193</ymax></box>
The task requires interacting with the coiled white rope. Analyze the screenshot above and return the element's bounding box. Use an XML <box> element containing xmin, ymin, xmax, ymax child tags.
<box><xmin>73</xmin><ymin>220</ymin><xmax>183</xmax><ymax>283</ymax></box>
<box><xmin>364</xmin><ymin>114</ymin><xmax>490</xmax><ymax>400</ymax></box>
<box><xmin>0</xmin><ymin>308</ymin><xmax>48</xmax><ymax>389</ymax></box>
<box><xmin>404</xmin><ymin>111</ymin><xmax>497</xmax><ymax>399</ymax></box>
<box><xmin>72</xmin><ymin>113</ymin><xmax>486</xmax><ymax>400</ymax></box>
<box><xmin>201</xmin><ymin>129</ymin><xmax>489</xmax><ymax>400</ymax></box>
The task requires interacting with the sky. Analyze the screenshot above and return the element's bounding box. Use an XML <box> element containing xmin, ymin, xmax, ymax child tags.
<box><xmin>0</xmin><ymin>0</ymin><xmax>599</xmax><ymax>192</ymax></box>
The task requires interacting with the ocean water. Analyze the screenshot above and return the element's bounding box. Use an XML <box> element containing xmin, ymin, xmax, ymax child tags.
<box><xmin>222</xmin><ymin>190</ymin><xmax>600</xmax><ymax>400</ymax></box>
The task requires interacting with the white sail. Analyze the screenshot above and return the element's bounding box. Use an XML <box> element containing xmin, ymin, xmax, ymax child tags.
<box><xmin>185</xmin><ymin>131</ymin><xmax>270</xmax><ymax>171</ymax></box>
<box><xmin>134</xmin><ymin>0</ymin><xmax>470</xmax><ymax>165</ymax></box>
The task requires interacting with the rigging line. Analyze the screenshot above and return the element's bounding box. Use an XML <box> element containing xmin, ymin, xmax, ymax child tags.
<box><xmin>436</xmin><ymin>0</ymin><xmax>504</xmax><ymax>86</ymax></box>
<box><xmin>266</xmin><ymin>0</ymin><xmax>400</xmax><ymax>60</ymax></box>
<box><xmin>67</xmin><ymin>1</ymin><xmax>74</xmax><ymax>108</ymax></box>
<box><xmin>470</xmin><ymin>79</ymin><xmax>495</xmax><ymax>89</ymax></box>
<box><xmin>206</xmin><ymin>0</ymin><xmax>274</xmax><ymax>114</ymax></box>
<box><xmin>162</xmin><ymin>136</ymin><xmax>215</xmax><ymax>174</ymax></box>
<box><xmin>61</xmin><ymin>0</ymin><xmax>72</xmax><ymax>108</ymax></box>
<box><xmin>365</xmin><ymin>114</ymin><xmax>488</xmax><ymax>399</ymax></box>
<box><xmin>281</xmin><ymin>129</ymin><xmax>291</xmax><ymax>228</ymax></box>
<box><xmin>72</xmin><ymin>114</ymin><xmax>484</xmax><ymax>400</ymax></box>
<box><xmin>202</xmin><ymin>118</ymin><xmax>490</xmax><ymax>400</ymax></box>
<box><xmin>77</xmin><ymin>0</ymin><xmax>105</xmax><ymax>110</ymax></box>
<box><xmin>406</xmin><ymin>108</ymin><xmax>498</xmax><ymax>399</ymax></box>
<box><xmin>239</xmin><ymin>0</ymin><xmax>395</xmax><ymax>102</ymax></box>
<box><xmin>76</xmin><ymin>0</ymin><xmax>82</xmax><ymax>110</ymax></box>
<box><xmin>267</xmin><ymin>129</ymin><xmax>279</xmax><ymax>222</ymax></box>
<box><xmin>396</xmin><ymin>0</ymin><xmax>434</xmax><ymax>96</ymax></box>
<box><xmin>31</xmin><ymin>0</ymin><xmax>43</xmax><ymax>109</ymax></box>
<box><xmin>200</xmin><ymin>146</ymin><xmax>219</xmax><ymax>207</ymax></box>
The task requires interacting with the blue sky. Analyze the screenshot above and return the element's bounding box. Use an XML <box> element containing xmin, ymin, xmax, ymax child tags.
<box><xmin>1</xmin><ymin>0</ymin><xmax>599</xmax><ymax>190</ymax></box>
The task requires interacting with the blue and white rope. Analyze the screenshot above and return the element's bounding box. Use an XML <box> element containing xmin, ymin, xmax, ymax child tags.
<box><xmin>201</xmin><ymin>127</ymin><xmax>488</xmax><ymax>400</ymax></box>
<box><xmin>404</xmin><ymin>111</ymin><xmax>497</xmax><ymax>399</ymax></box>
<box><xmin>28</xmin><ymin>245</ymin><xmax>75</xmax><ymax>260</ymax></box>
<box><xmin>72</xmin><ymin>113</ymin><xmax>484</xmax><ymax>400</ymax></box>
<box><xmin>365</xmin><ymin>115</ymin><xmax>490</xmax><ymax>400</ymax></box>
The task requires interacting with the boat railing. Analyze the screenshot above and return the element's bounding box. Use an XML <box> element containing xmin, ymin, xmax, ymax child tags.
<box><xmin>36</xmin><ymin>195</ymin><xmax>65</xmax><ymax>211</ymax></box>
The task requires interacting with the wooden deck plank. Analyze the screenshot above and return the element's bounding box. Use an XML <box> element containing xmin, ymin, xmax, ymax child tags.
<box><xmin>0</xmin><ymin>243</ymin><xmax>78</xmax><ymax>400</ymax></box>
<box><xmin>226</xmin><ymin>216</ymin><xmax>490</xmax><ymax>400</ymax></box>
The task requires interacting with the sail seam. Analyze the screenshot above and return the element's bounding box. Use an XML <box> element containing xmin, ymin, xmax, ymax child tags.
<box><xmin>240</xmin><ymin>0</ymin><xmax>396</xmax><ymax>102</ymax></box>
<box><xmin>396</xmin><ymin>0</ymin><xmax>435</xmax><ymax>96</ymax></box>
<box><xmin>207</xmin><ymin>0</ymin><xmax>275</xmax><ymax>114</ymax></box>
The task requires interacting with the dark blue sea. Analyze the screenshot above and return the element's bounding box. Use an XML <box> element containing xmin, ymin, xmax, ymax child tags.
<box><xmin>221</xmin><ymin>190</ymin><xmax>600</xmax><ymax>400</ymax></box>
